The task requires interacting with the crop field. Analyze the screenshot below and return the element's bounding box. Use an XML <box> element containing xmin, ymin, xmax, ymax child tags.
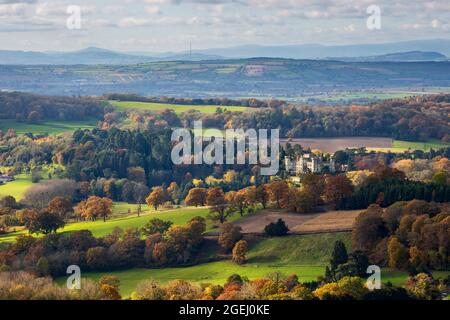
<box><xmin>233</xmin><ymin>209</ymin><xmax>362</xmax><ymax>234</ymax></box>
<box><xmin>290</xmin><ymin>210</ymin><xmax>362</xmax><ymax>233</ymax></box>
<box><xmin>110</xmin><ymin>100</ymin><xmax>252</xmax><ymax>114</ymax></box>
<box><xmin>0</xmin><ymin>119</ymin><xmax>97</xmax><ymax>135</ymax></box>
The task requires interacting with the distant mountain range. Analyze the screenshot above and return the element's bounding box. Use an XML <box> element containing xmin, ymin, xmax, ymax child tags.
<box><xmin>190</xmin><ymin>39</ymin><xmax>450</xmax><ymax>59</ymax></box>
<box><xmin>0</xmin><ymin>39</ymin><xmax>449</xmax><ymax>65</ymax></box>
<box><xmin>328</xmin><ymin>51</ymin><xmax>447</xmax><ymax>62</ymax></box>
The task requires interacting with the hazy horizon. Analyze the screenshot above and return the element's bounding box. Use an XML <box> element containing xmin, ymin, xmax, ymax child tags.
<box><xmin>0</xmin><ymin>0</ymin><xmax>449</xmax><ymax>52</ymax></box>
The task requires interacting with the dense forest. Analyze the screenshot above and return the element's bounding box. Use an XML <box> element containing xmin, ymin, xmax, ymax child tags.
<box><xmin>0</xmin><ymin>91</ymin><xmax>106</xmax><ymax>121</ymax></box>
<box><xmin>112</xmin><ymin>94</ymin><xmax>450</xmax><ymax>141</ymax></box>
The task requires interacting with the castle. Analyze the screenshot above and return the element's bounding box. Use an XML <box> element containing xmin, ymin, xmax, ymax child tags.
<box><xmin>284</xmin><ymin>154</ymin><xmax>336</xmax><ymax>175</ymax></box>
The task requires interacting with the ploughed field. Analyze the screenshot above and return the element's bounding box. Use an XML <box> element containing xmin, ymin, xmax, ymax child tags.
<box><xmin>232</xmin><ymin>209</ymin><xmax>362</xmax><ymax>234</ymax></box>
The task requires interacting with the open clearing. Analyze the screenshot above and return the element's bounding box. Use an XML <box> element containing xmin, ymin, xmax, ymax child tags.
<box><xmin>110</xmin><ymin>101</ymin><xmax>253</xmax><ymax>114</ymax></box>
<box><xmin>0</xmin><ymin>119</ymin><xmax>97</xmax><ymax>135</ymax></box>
<box><xmin>233</xmin><ymin>209</ymin><xmax>362</xmax><ymax>234</ymax></box>
<box><xmin>0</xmin><ymin>174</ymin><xmax>33</xmax><ymax>200</ymax></box>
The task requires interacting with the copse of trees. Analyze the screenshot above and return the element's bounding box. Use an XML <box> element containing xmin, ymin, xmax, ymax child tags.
<box><xmin>352</xmin><ymin>200</ymin><xmax>449</xmax><ymax>272</ymax></box>
<box><xmin>75</xmin><ymin>196</ymin><xmax>113</xmax><ymax>222</ymax></box>
<box><xmin>264</xmin><ymin>219</ymin><xmax>289</xmax><ymax>237</ymax></box>
<box><xmin>0</xmin><ymin>91</ymin><xmax>105</xmax><ymax>122</ymax></box>
<box><xmin>105</xmin><ymin>93</ymin><xmax>284</xmax><ymax>109</ymax></box>
<box><xmin>0</xmin><ymin>216</ymin><xmax>207</xmax><ymax>277</ymax></box>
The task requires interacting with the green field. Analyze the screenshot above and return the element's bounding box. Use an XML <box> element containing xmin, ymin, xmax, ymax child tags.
<box><xmin>368</xmin><ymin>139</ymin><xmax>450</xmax><ymax>153</ymax></box>
<box><xmin>0</xmin><ymin>206</ymin><xmax>211</xmax><ymax>242</ymax></box>
<box><xmin>111</xmin><ymin>101</ymin><xmax>252</xmax><ymax>114</ymax></box>
<box><xmin>0</xmin><ymin>119</ymin><xmax>97</xmax><ymax>135</ymax></box>
<box><xmin>58</xmin><ymin>232</ymin><xmax>450</xmax><ymax>298</ymax></box>
<box><xmin>392</xmin><ymin>140</ymin><xmax>450</xmax><ymax>151</ymax></box>
<box><xmin>0</xmin><ymin>174</ymin><xmax>33</xmax><ymax>200</ymax></box>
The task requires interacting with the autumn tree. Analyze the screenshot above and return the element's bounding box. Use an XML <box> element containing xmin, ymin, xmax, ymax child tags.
<box><xmin>218</xmin><ymin>222</ymin><xmax>242</xmax><ymax>252</ymax></box>
<box><xmin>387</xmin><ymin>236</ymin><xmax>409</xmax><ymax>269</ymax></box>
<box><xmin>46</xmin><ymin>196</ymin><xmax>73</xmax><ymax>221</ymax></box>
<box><xmin>301</xmin><ymin>174</ymin><xmax>325</xmax><ymax>207</ymax></box>
<box><xmin>226</xmin><ymin>189</ymin><xmax>248</xmax><ymax>217</ymax></box>
<box><xmin>75</xmin><ymin>196</ymin><xmax>113</xmax><ymax>222</ymax></box>
<box><xmin>146</xmin><ymin>187</ymin><xmax>166</xmax><ymax>211</ymax></box>
<box><xmin>257</xmin><ymin>185</ymin><xmax>270</xmax><ymax>209</ymax></box>
<box><xmin>25</xmin><ymin>211</ymin><xmax>65</xmax><ymax>235</ymax></box>
<box><xmin>232</xmin><ymin>240</ymin><xmax>248</xmax><ymax>265</ymax></box>
<box><xmin>167</xmin><ymin>182</ymin><xmax>180</xmax><ymax>204</ymax></box>
<box><xmin>324</xmin><ymin>175</ymin><xmax>354</xmax><ymax>209</ymax></box>
<box><xmin>99</xmin><ymin>276</ymin><xmax>121</xmax><ymax>300</ymax></box>
<box><xmin>266</xmin><ymin>180</ymin><xmax>289</xmax><ymax>209</ymax></box>
<box><xmin>352</xmin><ymin>204</ymin><xmax>388</xmax><ymax>252</ymax></box>
<box><xmin>206</xmin><ymin>187</ymin><xmax>230</xmax><ymax>223</ymax></box>
<box><xmin>185</xmin><ymin>188</ymin><xmax>207</xmax><ymax>207</ymax></box>
<box><xmin>141</xmin><ymin>218</ymin><xmax>173</xmax><ymax>236</ymax></box>
<box><xmin>127</xmin><ymin>166</ymin><xmax>146</xmax><ymax>184</ymax></box>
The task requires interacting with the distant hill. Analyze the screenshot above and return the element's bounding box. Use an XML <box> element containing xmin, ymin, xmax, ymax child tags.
<box><xmin>1</xmin><ymin>39</ymin><xmax>450</xmax><ymax>64</ymax></box>
<box><xmin>329</xmin><ymin>51</ymin><xmax>448</xmax><ymax>62</ymax></box>
<box><xmin>0</xmin><ymin>47</ymin><xmax>222</xmax><ymax>65</ymax></box>
<box><xmin>1</xmin><ymin>58</ymin><xmax>449</xmax><ymax>97</ymax></box>
<box><xmin>191</xmin><ymin>39</ymin><xmax>450</xmax><ymax>59</ymax></box>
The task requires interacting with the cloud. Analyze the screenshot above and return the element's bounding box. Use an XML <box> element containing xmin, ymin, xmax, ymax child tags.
<box><xmin>145</xmin><ymin>5</ymin><xmax>161</xmax><ymax>14</ymax></box>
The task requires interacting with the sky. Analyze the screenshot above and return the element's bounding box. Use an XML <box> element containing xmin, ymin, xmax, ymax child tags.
<box><xmin>0</xmin><ymin>0</ymin><xmax>449</xmax><ymax>52</ymax></box>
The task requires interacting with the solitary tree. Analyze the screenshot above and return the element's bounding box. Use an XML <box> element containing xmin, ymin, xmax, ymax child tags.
<box><xmin>146</xmin><ymin>187</ymin><xmax>166</xmax><ymax>211</ymax></box>
<box><xmin>330</xmin><ymin>240</ymin><xmax>348</xmax><ymax>271</ymax></box>
<box><xmin>232</xmin><ymin>240</ymin><xmax>248</xmax><ymax>265</ymax></box>
<box><xmin>185</xmin><ymin>188</ymin><xmax>207</xmax><ymax>207</ymax></box>
<box><xmin>206</xmin><ymin>187</ymin><xmax>230</xmax><ymax>223</ymax></box>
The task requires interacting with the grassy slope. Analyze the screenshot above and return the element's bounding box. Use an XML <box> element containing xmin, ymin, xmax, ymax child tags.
<box><xmin>368</xmin><ymin>139</ymin><xmax>450</xmax><ymax>153</ymax></box>
<box><xmin>0</xmin><ymin>120</ymin><xmax>97</xmax><ymax>135</ymax></box>
<box><xmin>0</xmin><ymin>174</ymin><xmax>33</xmax><ymax>199</ymax></box>
<box><xmin>66</xmin><ymin>232</ymin><xmax>449</xmax><ymax>298</ymax></box>
<box><xmin>110</xmin><ymin>101</ymin><xmax>251</xmax><ymax>114</ymax></box>
<box><xmin>0</xmin><ymin>206</ymin><xmax>211</xmax><ymax>242</ymax></box>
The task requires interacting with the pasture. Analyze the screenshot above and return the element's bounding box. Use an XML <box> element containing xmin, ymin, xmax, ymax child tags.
<box><xmin>0</xmin><ymin>206</ymin><xmax>211</xmax><ymax>242</ymax></box>
<box><xmin>0</xmin><ymin>174</ymin><xmax>33</xmax><ymax>200</ymax></box>
<box><xmin>63</xmin><ymin>231</ymin><xmax>450</xmax><ymax>297</ymax></box>
<box><xmin>110</xmin><ymin>100</ymin><xmax>253</xmax><ymax>114</ymax></box>
<box><xmin>0</xmin><ymin>119</ymin><xmax>97</xmax><ymax>135</ymax></box>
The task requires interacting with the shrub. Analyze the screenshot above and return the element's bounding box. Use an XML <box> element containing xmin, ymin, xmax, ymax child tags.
<box><xmin>264</xmin><ymin>219</ymin><xmax>289</xmax><ymax>237</ymax></box>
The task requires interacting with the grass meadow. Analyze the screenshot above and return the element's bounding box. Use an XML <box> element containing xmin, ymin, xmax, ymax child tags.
<box><xmin>0</xmin><ymin>119</ymin><xmax>97</xmax><ymax>135</ymax></box>
<box><xmin>56</xmin><ymin>232</ymin><xmax>450</xmax><ymax>298</ymax></box>
<box><xmin>110</xmin><ymin>100</ymin><xmax>252</xmax><ymax>114</ymax></box>
<box><xmin>0</xmin><ymin>206</ymin><xmax>211</xmax><ymax>243</ymax></box>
